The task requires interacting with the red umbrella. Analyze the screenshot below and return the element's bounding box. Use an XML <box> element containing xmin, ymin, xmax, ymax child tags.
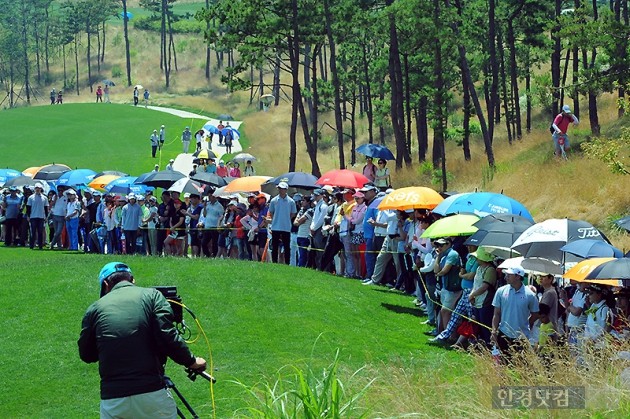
<box><xmin>316</xmin><ymin>169</ymin><xmax>370</xmax><ymax>189</ymax></box>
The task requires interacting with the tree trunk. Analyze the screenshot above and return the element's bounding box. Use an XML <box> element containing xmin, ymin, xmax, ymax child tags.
<box><xmin>363</xmin><ymin>43</ymin><xmax>374</xmax><ymax>144</ymax></box>
<box><xmin>168</xmin><ymin>13</ymin><xmax>178</xmax><ymax>71</ymax></box>
<box><xmin>122</xmin><ymin>0</ymin><xmax>132</xmax><ymax>86</ymax></box>
<box><xmin>416</xmin><ymin>96</ymin><xmax>428</xmax><ymax>162</ymax></box>
<box><xmin>34</xmin><ymin>17</ymin><xmax>41</xmax><ymax>84</ymax></box>
<box><xmin>273</xmin><ymin>48</ymin><xmax>281</xmax><ymax>106</ymax></box>
<box><xmin>432</xmin><ymin>0</ymin><xmax>445</xmax><ymax>172</ymax></box>
<box><xmin>87</xmin><ymin>19</ymin><xmax>93</xmax><ymax>93</ymax></box>
<box><xmin>388</xmin><ymin>10</ymin><xmax>411</xmax><ymax>168</ymax></box>
<box><xmin>461</xmin><ymin>65</ymin><xmax>471</xmax><ymax>161</ymax></box>
<box><xmin>21</xmin><ymin>8</ymin><xmax>31</xmax><ymax>104</ymax></box>
<box><xmin>324</xmin><ymin>0</ymin><xmax>345</xmax><ymax>169</ymax></box>
<box><xmin>488</xmin><ymin>0</ymin><xmax>498</xmax><ymax>141</ymax></box>
<box><xmin>205</xmin><ymin>0</ymin><xmax>211</xmax><ymax>79</ymax></box>
<box><xmin>62</xmin><ymin>43</ymin><xmax>67</xmax><ymax>89</ymax></box>
<box><xmin>161</xmin><ymin>0</ymin><xmax>166</xmax><ymax>71</ymax></box>
<box><xmin>96</xmin><ymin>25</ymin><xmax>101</xmax><ymax>73</ymax></box>
<box><xmin>551</xmin><ymin>0</ymin><xmax>562</xmax><ymax>115</ymax></box>
<box><xmin>74</xmin><ymin>35</ymin><xmax>80</xmax><ymax>95</ymax></box>
<box><xmin>45</xmin><ymin>7</ymin><xmax>50</xmax><ymax>73</ymax></box>
<box><xmin>101</xmin><ymin>20</ymin><xmax>106</xmax><ymax>62</ymax></box>
<box><xmin>507</xmin><ymin>18</ymin><xmax>522</xmax><ymax>139</ymax></box>
<box><xmin>525</xmin><ymin>48</ymin><xmax>532</xmax><ymax>133</ymax></box>
<box><xmin>497</xmin><ymin>28</ymin><xmax>512</xmax><ymax>143</ymax></box>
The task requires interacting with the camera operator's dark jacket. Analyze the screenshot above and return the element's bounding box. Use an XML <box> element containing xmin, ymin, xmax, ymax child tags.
<box><xmin>78</xmin><ymin>282</ymin><xmax>195</xmax><ymax>399</ymax></box>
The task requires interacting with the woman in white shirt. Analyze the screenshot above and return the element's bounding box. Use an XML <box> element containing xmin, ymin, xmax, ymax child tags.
<box><xmin>584</xmin><ymin>284</ymin><xmax>613</xmax><ymax>341</ymax></box>
<box><xmin>64</xmin><ymin>190</ymin><xmax>81</xmax><ymax>250</ymax></box>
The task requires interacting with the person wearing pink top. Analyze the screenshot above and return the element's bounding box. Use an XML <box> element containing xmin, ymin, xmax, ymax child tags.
<box><xmin>346</xmin><ymin>191</ymin><xmax>367</xmax><ymax>278</ymax></box>
<box><xmin>229</xmin><ymin>162</ymin><xmax>241</xmax><ymax>178</ymax></box>
<box><xmin>551</xmin><ymin>104</ymin><xmax>579</xmax><ymax>157</ymax></box>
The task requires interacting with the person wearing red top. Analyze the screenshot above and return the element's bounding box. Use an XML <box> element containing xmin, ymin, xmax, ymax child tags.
<box><xmin>96</xmin><ymin>86</ymin><xmax>103</xmax><ymax>102</ymax></box>
<box><xmin>216</xmin><ymin>161</ymin><xmax>229</xmax><ymax>177</ymax></box>
<box><xmin>551</xmin><ymin>104</ymin><xmax>579</xmax><ymax>157</ymax></box>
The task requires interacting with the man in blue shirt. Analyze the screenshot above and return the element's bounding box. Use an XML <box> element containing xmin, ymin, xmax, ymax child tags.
<box><xmin>492</xmin><ymin>266</ymin><xmax>539</xmax><ymax>361</ymax></box>
<box><xmin>268</xmin><ymin>182</ymin><xmax>297</xmax><ymax>264</ymax></box>
<box><xmin>26</xmin><ymin>183</ymin><xmax>49</xmax><ymax>250</ymax></box>
<box><xmin>360</xmin><ymin>184</ymin><xmax>379</xmax><ymax>279</ymax></box>
<box><xmin>121</xmin><ymin>193</ymin><xmax>144</xmax><ymax>255</ymax></box>
<box><xmin>2</xmin><ymin>187</ymin><xmax>22</xmax><ymax>246</ymax></box>
<box><xmin>201</xmin><ymin>194</ymin><xmax>223</xmax><ymax>257</ymax></box>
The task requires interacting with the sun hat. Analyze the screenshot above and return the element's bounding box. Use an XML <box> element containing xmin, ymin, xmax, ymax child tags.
<box><xmin>34</xmin><ymin>182</ymin><xmax>44</xmax><ymax>190</ymax></box>
<box><xmin>322</xmin><ymin>185</ymin><xmax>334</xmax><ymax>194</ymax></box>
<box><xmin>359</xmin><ymin>184</ymin><xmax>377</xmax><ymax>193</ymax></box>
<box><xmin>127</xmin><ymin>193</ymin><xmax>136</xmax><ymax>200</ymax></box>
<box><xmin>183</xmin><ymin>192</ymin><xmax>191</xmax><ymax>199</ymax></box>
<box><xmin>293</xmin><ymin>193</ymin><xmax>303</xmax><ymax>201</ymax></box>
<box><xmin>9</xmin><ymin>186</ymin><xmax>17</xmax><ymax>192</ymax></box>
<box><xmin>137</xmin><ymin>195</ymin><xmax>145</xmax><ymax>201</ymax></box>
<box><xmin>98</xmin><ymin>262</ymin><xmax>132</xmax><ymax>297</ymax></box>
<box><xmin>504</xmin><ymin>266</ymin><xmax>525</xmax><ymax>277</ymax></box>
<box><xmin>161</xmin><ymin>125</ymin><xmax>165</xmax><ymax>128</ymax></box>
<box><xmin>169</xmin><ymin>159</ymin><xmax>175</xmax><ymax>163</ymax></box>
<box><xmin>435</xmin><ymin>238</ymin><xmax>451</xmax><ymax>246</ymax></box>
<box><xmin>228</xmin><ymin>200</ymin><xmax>238</xmax><ymax>207</ymax></box>
<box><xmin>470</xmin><ymin>247</ymin><xmax>494</xmax><ymax>262</ymax></box>
<box><xmin>587</xmin><ymin>284</ymin><xmax>610</xmax><ymax>294</ymax></box>
<box><xmin>353</xmin><ymin>191</ymin><xmax>365</xmax><ymax>198</ymax></box>
<box><xmin>277</xmin><ymin>181</ymin><xmax>289</xmax><ymax>189</ymax></box>
<box><xmin>256</xmin><ymin>193</ymin><xmax>267</xmax><ymax>200</ymax></box>
<box><xmin>64</xmin><ymin>189</ymin><xmax>77</xmax><ymax>195</ymax></box>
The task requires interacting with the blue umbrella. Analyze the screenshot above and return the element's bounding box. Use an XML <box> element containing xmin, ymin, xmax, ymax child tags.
<box><xmin>56</xmin><ymin>169</ymin><xmax>97</xmax><ymax>188</ymax></box>
<box><xmin>356</xmin><ymin>143</ymin><xmax>395</xmax><ymax>160</ymax></box>
<box><xmin>105</xmin><ymin>176</ymin><xmax>153</xmax><ymax>195</ymax></box>
<box><xmin>133</xmin><ymin>172</ymin><xmax>154</xmax><ymax>185</ymax></box>
<box><xmin>560</xmin><ymin>239</ymin><xmax>624</xmax><ymax>258</ymax></box>
<box><xmin>221</xmin><ymin>126</ymin><xmax>240</xmax><ymax>137</ymax></box>
<box><xmin>203</xmin><ymin>124</ymin><xmax>219</xmax><ymax>134</ymax></box>
<box><xmin>433</xmin><ymin>192</ymin><xmax>534</xmax><ymax>222</ymax></box>
<box><xmin>615</xmin><ymin>216</ymin><xmax>630</xmax><ymax>232</ymax></box>
<box><xmin>0</xmin><ymin>168</ymin><xmax>22</xmax><ymax>186</ymax></box>
<box><xmin>120</xmin><ymin>11</ymin><xmax>133</xmax><ymax>20</ymax></box>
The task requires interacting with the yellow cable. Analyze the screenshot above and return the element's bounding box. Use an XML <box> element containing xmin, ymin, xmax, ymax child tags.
<box><xmin>168</xmin><ymin>299</ymin><xmax>217</xmax><ymax>419</ymax></box>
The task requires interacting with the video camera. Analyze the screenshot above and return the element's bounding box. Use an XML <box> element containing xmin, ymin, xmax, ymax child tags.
<box><xmin>154</xmin><ymin>286</ymin><xmax>184</xmax><ymax>324</ymax></box>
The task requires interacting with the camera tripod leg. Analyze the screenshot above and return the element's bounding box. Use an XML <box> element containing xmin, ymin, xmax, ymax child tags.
<box><xmin>163</xmin><ymin>375</ymin><xmax>199</xmax><ymax>419</ymax></box>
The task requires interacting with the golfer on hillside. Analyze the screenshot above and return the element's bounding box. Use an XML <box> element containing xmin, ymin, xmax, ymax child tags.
<box><xmin>551</xmin><ymin>104</ymin><xmax>579</xmax><ymax>158</ymax></box>
<box><xmin>78</xmin><ymin>262</ymin><xmax>206</xmax><ymax>418</ymax></box>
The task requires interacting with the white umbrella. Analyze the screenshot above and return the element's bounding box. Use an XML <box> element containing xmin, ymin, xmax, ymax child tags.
<box><xmin>134</xmin><ymin>84</ymin><xmax>143</xmax><ymax>90</ymax></box>
<box><xmin>498</xmin><ymin>256</ymin><xmax>562</xmax><ymax>276</ymax></box>
<box><xmin>168</xmin><ymin>178</ymin><xmax>205</xmax><ymax>195</ymax></box>
<box><xmin>232</xmin><ymin>153</ymin><xmax>257</xmax><ymax>164</ymax></box>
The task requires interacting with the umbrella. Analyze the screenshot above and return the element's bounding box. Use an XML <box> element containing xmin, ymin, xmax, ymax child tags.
<box><xmin>498</xmin><ymin>256</ymin><xmax>563</xmax><ymax>275</ymax></box>
<box><xmin>615</xmin><ymin>216</ymin><xmax>630</xmax><ymax>232</ymax></box>
<box><xmin>3</xmin><ymin>175</ymin><xmax>39</xmax><ymax>188</ymax></box>
<box><xmin>232</xmin><ymin>153</ymin><xmax>257</xmax><ymax>164</ymax></box>
<box><xmin>221</xmin><ymin>126</ymin><xmax>240</xmax><ymax>137</ymax></box>
<box><xmin>218</xmin><ymin>114</ymin><xmax>233</xmax><ymax>120</ymax></box>
<box><xmin>316</xmin><ymin>169</ymin><xmax>370</xmax><ymax>189</ymax></box>
<box><xmin>133</xmin><ymin>172</ymin><xmax>154</xmax><ymax>185</ymax></box>
<box><xmin>190</xmin><ymin>172</ymin><xmax>227</xmax><ymax>187</ymax></box>
<box><xmin>511</xmin><ymin>218</ymin><xmax>608</xmax><ymax>263</ymax></box>
<box><xmin>134</xmin><ymin>84</ymin><xmax>143</xmax><ymax>90</ymax></box>
<box><xmin>261</xmin><ymin>171</ymin><xmax>319</xmax><ymax>196</ymax></box>
<box><xmin>22</xmin><ymin>166</ymin><xmax>41</xmax><ymax>178</ymax></box>
<box><xmin>224</xmin><ymin>176</ymin><xmax>272</xmax><ymax>193</ymax></box>
<box><xmin>192</xmin><ymin>149</ymin><xmax>217</xmax><ymax>160</ymax></box>
<box><xmin>102</xmin><ymin>80</ymin><xmax>115</xmax><ymax>86</ymax></box>
<box><xmin>33</xmin><ymin>164</ymin><xmax>71</xmax><ymax>181</ymax></box>
<box><xmin>563</xmin><ymin>257</ymin><xmax>630</xmax><ymax>286</ymax></box>
<box><xmin>473</xmin><ymin>213</ymin><xmax>534</xmax><ymax>230</ymax></box>
<box><xmin>559</xmin><ymin>239</ymin><xmax>624</xmax><ymax>259</ymax></box>
<box><xmin>56</xmin><ymin>169</ymin><xmax>97</xmax><ymax>188</ymax></box>
<box><xmin>94</xmin><ymin>170</ymin><xmax>129</xmax><ymax>178</ymax></box>
<box><xmin>377</xmin><ymin>186</ymin><xmax>444</xmax><ymax>211</ymax></box>
<box><xmin>420</xmin><ymin>214</ymin><xmax>480</xmax><ymax>238</ymax></box>
<box><xmin>120</xmin><ymin>11</ymin><xmax>133</xmax><ymax>20</ymax></box>
<box><xmin>356</xmin><ymin>143</ymin><xmax>395</xmax><ymax>160</ymax></box>
<box><xmin>0</xmin><ymin>169</ymin><xmax>22</xmax><ymax>186</ymax></box>
<box><xmin>432</xmin><ymin>192</ymin><xmax>534</xmax><ymax>222</ymax></box>
<box><xmin>104</xmin><ymin>176</ymin><xmax>154</xmax><ymax>195</ymax></box>
<box><xmin>203</xmin><ymin>124</ymin><xmax>220</xmax><ymax>134</ymax></box>
<box><xmin>89</xmin><ymin>175</ymin><xmax>122</xmax><ymax>191</ymax></box>
<box><xmin>138</xmin><ymin>170</ymin><xmax>186</xmax><ymax>189</ymax></box>
<box><xmin>168</xmin><ymin>178</ymin><xmax>205</xmax><ymax>195</ymax></box>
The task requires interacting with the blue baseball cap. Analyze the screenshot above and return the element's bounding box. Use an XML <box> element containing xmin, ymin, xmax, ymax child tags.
<box><xmin>98</xmin><ymin>262</ymin><xmax>132</xmax><ymax>296</ymax></box>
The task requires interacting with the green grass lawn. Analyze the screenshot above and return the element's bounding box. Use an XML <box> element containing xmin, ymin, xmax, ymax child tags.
<box><xmin>0</xmin><ymin>103</ymin><xmax>210</xmax><ymax>176</ymax></box>
<box><xmin>0</xmin><ymin>249</ymin><xmax>470</xmax><ymax>418</ymax></box>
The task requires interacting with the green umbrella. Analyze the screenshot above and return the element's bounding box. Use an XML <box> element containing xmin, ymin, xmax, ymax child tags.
<box><xmin>421</xmin><ymin>214</ymin><xmax>480</xmax><ymax>238</ymax></box>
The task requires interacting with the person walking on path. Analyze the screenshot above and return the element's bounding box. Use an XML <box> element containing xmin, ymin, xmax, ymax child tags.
<box><xmin>143</xmin><ymin>89</ymin><xmax>150</xmax><ymax>108</ymax></box>
<box><xmin>182</xmin><ymin>126</ymin><xmax>192</xmax><ymax>153</ymax></box>
<box><xmin>133</xmin><ymin>86</ymin><xmax>139</xmax><ymax>106</ymax></box>
<box><xmin>50</xmin><ymin>88</ymin><xmax>56</xmax><ymax>105</ymax></box>
<box><xmin>217</xmin><ymin>121</ymin><xmax>225</xmax><ymax>145</ymax></box>
<box><xmin>78</xmin><ymin>262</ymin><xmax>206</xmax><ymax>419</ymax></box>
<box><xmin>551</xmin><ymin>104</ymin><xmax>579</xmax><ymax>158</ymax></box>
<box><xmin>150</xmin><ymin>129</ymin><xmax>159</xmax><ymax>158</ymax></box>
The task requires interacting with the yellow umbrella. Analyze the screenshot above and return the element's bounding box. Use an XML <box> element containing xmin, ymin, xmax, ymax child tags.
<box><xmin>22</xmin><ymin>166</ymin><xmax>42</xmax><ymax>178</ymax></box>
<box><xmin>563</xmin><ymin>257</ymin><xmax>620</xmax><ymax>286</ymax></box>
<box><xmin>377</xmin><ymin>186</ymin><xmax>444</xmax><ymax>211</ymax></box>
<box><xmin>224</xmin><ymin>176</ymin><xmax>271</xmax><ymax>193</ymax></box>
<box><xmin>89</xmin><ymin>174</ymin><xmax>122</xmax><ymax>191</ymax></box>
<box><xmin>421</xmin><ymin>214</ymin><xmax>480</xmax><ymax>238</ymax></box>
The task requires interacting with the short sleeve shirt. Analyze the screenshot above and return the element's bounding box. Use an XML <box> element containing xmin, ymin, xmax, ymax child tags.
<box><xmin>269</xmin><ymin>195</ymin><xmax>296</xmax><ymax>232</ymax></box>
<box><xmin>492</xmin><ymin>284</ymin><xmax>540</xmax><ymax>339</ymax></box>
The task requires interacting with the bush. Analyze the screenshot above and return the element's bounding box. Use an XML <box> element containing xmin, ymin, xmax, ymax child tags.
<box><xmin>111</xmin><ymin>65</ymin><xmax>122</xmax><ymax>78</ymax></box>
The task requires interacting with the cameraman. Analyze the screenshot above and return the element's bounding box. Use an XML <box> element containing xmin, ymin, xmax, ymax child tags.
<box><xmin>78</xmin><ymin>262</ymin><xmax>206</xmax><ymax>418</ymax></box>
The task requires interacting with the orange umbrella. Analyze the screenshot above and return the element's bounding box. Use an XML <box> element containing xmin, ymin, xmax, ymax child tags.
<box><xmin>23</xmin><ymin>166</ymin><xmax>42</xmax><ymax>178</ymax></box>
<box><xmin>563</xmin><ymin>257</ymin><xmax>621</xmax><ymax>286</ymax></box>
<box><xmin>89</xmin><ymin>174</ymin><xmax>122</xmax><ymax>191</ymax></box>
<box><xmin>224</xmin><ymin>176</ymin><xmax>272</xmax><ymax>193</ymax></box>
<box><xmin>378</xmin><ymin>186</ymin><xmax>444</xmax><ymax>211</ymax></box>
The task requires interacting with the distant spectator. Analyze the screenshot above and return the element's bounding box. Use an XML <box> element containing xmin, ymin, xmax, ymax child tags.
<box><xmin>50</xmin><ymin>88</ymin><xmax>56</xmax><ymax>105</ymax></box>
<box><xmin>65</xmin><ymin>190</ymin><xmax>81</xmax><ymax>251</ymax></box>
<box><xmin>150</xmin><ymin>130</ymin><xmax>159</xmax><ymax>158</ymax></box>
<box><xmin>243</xmin><ymin>160</ymin><xmax>256</xmax><ymax>176</ymax></box>
<box><xmin>181</xmin><ymin>126</ymin><xmax>192</xmax><ymax>154</ymax></box>
<box><xmin>195</xmin><ymin>129</ymin><xmax>204</xmax><ymax>152</ymax></box>
<box><xmin>362</xmin><ymin>157</ymin><xmax>376</xmax><ymax>182</ymax></box>
<box><xmin>133</xmin><ymin>86</ymin><xmax>139</xmax><ymax>106</ymax></box>
<box><xmin>551</xmin><ymin>104</ymin><xmax>579</xmax><ymax>158</ymax></box>
<box><xmin>56</xmin><ymin>90</ymin><xmax>63</xmax><ymax>104</ymax></box>
<box><xmin>165</xmin><ymin>159</ymin><xmax>174</xmax><ymax>171</ymax></box>
<box><xmin>121</xmin><ymin>193</ymin><xmax>143</xmax><ymax>255</ymax></box>
<box><xmin>143</xmin><ymin>89</ymin><xmax>150</xmax><ymax>108</ymax></box>
<box><xmin>217</xmin><ymin>121</ymin><xmax>225</xmax><ymax>145</ymax></box>
<box><xmin>229</xmin><ymin>162</ymin><xmax>241</xmax><ymax>178</ymax></box>
<box><xmin>216</xmin><ymin>161</ymin><xmax>228</xmax><ymax>177</ymax></box>
<box><xmin>584</xmin><ymin>284</ymin><xmax>613</xmax><ymax>342</ymax></box>
<box><xmin>224</xmin><ymin>126</ymin><xmax>234</xmax><ymax>154</ymax></box>
<box><xmin>374</xmin><ymin>159</ymin><xmax>391</xmax><ymax>190</ymax></box>
<box><xmin>103</xmin><ymin>85</ymin><xmax>110</xmax><ymax>103</ymax></box>
<box><xmin>268</xmin><ymin>182</ymin><xmax>297</xmax><ymax>264</ymax></box>
<box><xmin>96</xmin><ymin>86</ymin><xmax>103</xmax><ymax>103</ymax></box>
<box><xmin>159</xmin><ymin>125</ymin><xmax>166</xmax><ymax>149</ymax></box>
